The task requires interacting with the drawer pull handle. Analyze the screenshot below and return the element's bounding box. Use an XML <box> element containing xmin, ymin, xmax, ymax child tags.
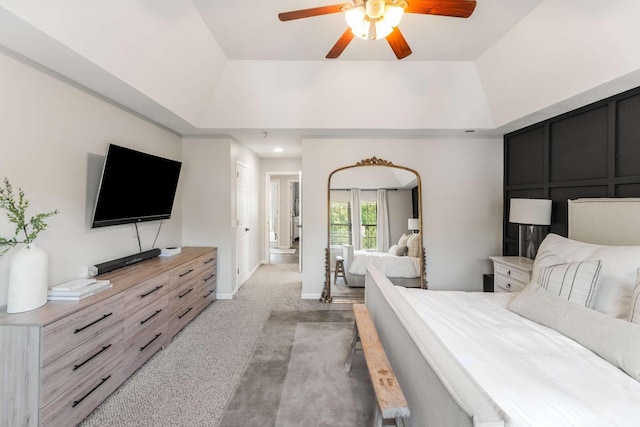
<box><xmin>72</xmin><ymin>375</ymin><xmax>111</xmax><ymax>408</ymax></box>
<box><xmin>140</xmin><ymin>333</ymin><xmax>162</xmax><ymax>352</ymax></box>
<box><xmin>507</xmin><ymin>270</ymin><xmax>511</xmax><ymax>276</ymax></box>
<box><xmin>204</xmin><ymin>290</ymin><xmax>214</xmax><ymax>298</ymax></box>
<box><xmin>73</xmin><ymin>344</ymin><xmax>112</xmax><ymax>371</ymax></box>
<box><xmin>141</xmin><ymin>285</ymin><xmax>163</xmax><ymax>298</ymax></box>
<box><xmin>178</xmin><ymin>307</ymin><xmax>193</xmax><ymax>319</ymax></box>
<box><xmin>506</xmin><ymin>283</ymin><xmax>511</xmax><ymax>288</ymax></box>
<box><xmin>74</xmin><ymin>313</ymin><xmax>113</xmax><ymax>334</ymax></box>
<box><xmin>204</xmin><ymin>274</ymin><xmax>216</xmax><ymax>282</ymax></box>
<box><xmin>179</xmin><ymin>269</ymin><xmax>194</xmax><ymax>278</ymax></box>
<box><xmin>179</xmin><ymin>288</ymin><xmax>193</xmax><ymax>298</ymax></box>
<box><xmin>140</xmin><ymin>309</ymin><xmax>163</xmax><ymax>325</ymax></box>
<box><xmin>204</xmin><ymin>258</ymin><xmax>215</xmax><ymax>265</ymax></box>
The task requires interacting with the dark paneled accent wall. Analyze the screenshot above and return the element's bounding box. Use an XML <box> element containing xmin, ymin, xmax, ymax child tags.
<box><xmin>502</xmin><ymin>86</ymin><xmax>640</xmax><ymax>255</ymax></box>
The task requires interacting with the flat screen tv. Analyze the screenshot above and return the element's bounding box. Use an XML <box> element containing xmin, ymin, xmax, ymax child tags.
<box><xmin>92</xmin><ymin>144</ymin><xmax>182</xmax><ymax>228</ymax></box>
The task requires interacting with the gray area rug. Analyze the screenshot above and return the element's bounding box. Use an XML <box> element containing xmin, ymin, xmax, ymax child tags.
<box><xmin>80</xmin><ymin>264</ymin><xmax>356</xmax><ymax>427</ymax></box>
<box><xmin>220</xmin><ymin>311</ymin><xmax>374</xmax><ymax>426</ymax></box>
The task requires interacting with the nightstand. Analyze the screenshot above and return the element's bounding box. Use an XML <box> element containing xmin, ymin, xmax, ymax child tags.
<box><xmin>489</xmin><ymin>256</ymin><xmax>533</xmax><ymax>293</ymax></box>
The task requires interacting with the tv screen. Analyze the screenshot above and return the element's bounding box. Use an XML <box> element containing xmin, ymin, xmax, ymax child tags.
<box><xmin>92</xmin><ymin>144</ymin><xmax>182</xmax><ymax>228</ymax></box>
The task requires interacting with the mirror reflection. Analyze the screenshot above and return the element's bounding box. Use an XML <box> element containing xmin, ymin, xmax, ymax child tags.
<box><xmin>323</xmin><ymin>158</ymin><xmax>424</xmax><ymax>303</ymax></box>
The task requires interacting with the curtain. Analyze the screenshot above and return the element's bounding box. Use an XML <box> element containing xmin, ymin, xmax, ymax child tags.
<box><xmin>350</xmin><ymin>189</ymin><xmax>361</xmax><ymax>250</ymax></box>
<box><xmin>377</xmin><ymin>189</ymin><xmax>389</xmax><ymax>252</ymax></box>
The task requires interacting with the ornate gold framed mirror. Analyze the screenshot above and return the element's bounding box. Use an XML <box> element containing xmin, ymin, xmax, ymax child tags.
<box><xmin>321</xmin><ymin>157</ymin><xmax>426</xmax><ymax>303</ymax></box>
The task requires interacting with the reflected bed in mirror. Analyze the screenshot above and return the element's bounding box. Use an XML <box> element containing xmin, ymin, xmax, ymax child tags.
<box><xmin>322</xmin><ymin>157</ymin><xmax>426</xmax><ymax>303</ymax></box>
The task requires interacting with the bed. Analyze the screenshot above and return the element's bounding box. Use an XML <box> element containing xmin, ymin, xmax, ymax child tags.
<box><xmin>342</xmin><ymin>232</ymin><xmax>422</xmax><ymax>287</ymax></box>
<box><xmin>365</xmin><ymin>198</ymin><xmax>640</xmax><ymax>426</ymax></box>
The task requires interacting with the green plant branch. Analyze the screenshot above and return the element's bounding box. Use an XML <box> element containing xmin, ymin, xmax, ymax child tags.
<box><xmin>0</xmin><ymin>178</ymin><xmax>58</xmax><ymax>255</ymax></box>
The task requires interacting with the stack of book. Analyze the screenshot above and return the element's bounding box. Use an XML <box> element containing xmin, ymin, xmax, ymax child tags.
<box><xmin>47</xmin><ymin>278</ymin><xmax>112</xmax><ymax>301</ymax></box>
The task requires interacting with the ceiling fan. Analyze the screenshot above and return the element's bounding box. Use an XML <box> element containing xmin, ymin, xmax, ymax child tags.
<box><xmin>278</xmin><ymin>0</ymin><xmax>476</xmax><ymax>60</ymax></box>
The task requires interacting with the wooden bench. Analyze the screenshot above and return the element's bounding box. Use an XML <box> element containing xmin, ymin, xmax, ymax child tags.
<box><xmin>345</xmin><ymin>304</ymin><xmax>410</xmax><ymax>427</ymax></box>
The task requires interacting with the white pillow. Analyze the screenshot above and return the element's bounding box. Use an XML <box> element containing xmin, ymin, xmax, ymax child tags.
<box><xmin>398</xmin><ymin>233</ymin><xmax>410</xmax><ymax>247</ymax></box>
<box><xmin>535</xmin><ymin>233</ymin><xmax>640</xmax><ymax>318</ymax></box>
<box><xmin>509</xmin><ymin>282</ymin><xmax>640</xmax><ymax>382</ymax></box>
<box><xmin>406</xmin><ymin>233</ymin><xmax>421</xmax><ymax>258</ymax></box>
<box><xmin>537</xmin><ymin>260</ymin><xmax>602</xmax><ymax>308</ymax></box>
<box><xmin>531</xmin><ymin>248</ymin><xmax>565</xmax><ymax>284</ymax></box>
<box><xmin>630</xmin><ymin>269</ymin><xmax>640</xmax><ymax>324</ymax></box>
<box><xmin>388</xmin><ymin>245</ymin><xmax>407</xmax><ymax>256</ymax></box>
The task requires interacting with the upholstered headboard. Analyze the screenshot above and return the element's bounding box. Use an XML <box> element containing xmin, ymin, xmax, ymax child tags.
<box><xmin>568</xmin><ymin>198</ymin><xmax>640</xmax><ymax>245</ymax></box>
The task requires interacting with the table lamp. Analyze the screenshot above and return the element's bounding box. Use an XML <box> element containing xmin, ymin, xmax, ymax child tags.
<box><xmin>509</xmin><ymin>198</ymin><xmax>552</xmax><ymax>259</ymax></box>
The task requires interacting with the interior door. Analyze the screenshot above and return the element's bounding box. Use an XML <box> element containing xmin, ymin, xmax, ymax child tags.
<box><xmin>236</xmin><ymin>161</ymin><xmax>249</xmax><ymax>290</ymax></box>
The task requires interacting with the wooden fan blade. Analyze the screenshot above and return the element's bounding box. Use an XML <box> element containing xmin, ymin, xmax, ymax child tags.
<box><xmin>386</xmin><ymin>27</ymin><xmax>412</xmax><ymax>59</ymax></box>
<box><xmin>279</xmin><ymin>4</ymin><xmax>346</xmax><ymax>21</ymax></box>
<box><xmin>405</xmin><ymin>0</ymin><xmax>477</xmax><ymax>18</ymax></box>
<box><xmin>327</xmin><ymin>29</ymin><xmax>355</xmax><ymax>59</ymax></box>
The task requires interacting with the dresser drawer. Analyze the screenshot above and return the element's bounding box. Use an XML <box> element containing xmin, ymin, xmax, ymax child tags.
<box><xmin>168</xmin><ymin>288</ymin><xmax>199</xmax><ymax>338</ymax></box>
<box><xmin>40</xmin><ymin>348</ymin><xmax>123</xmax><ymax>427</ymax></box>
<box><xmin>196</xmin><ymin>251</ymin><xmax>217</xmax><ymax>273</ymax></box>
<box><xmin>169</xmin><ymin>260</ymin><xmax>199</xmax><ymax>285</ymax></box>
<box><xmin>494</xmin><ymin>264</ymin><xmax>529</xmax><ymax>284</ymax></box>
<box><xmin>41</xmin><ymin>323</ymin><xmax>123</xmax><ymax>406</ymax></box>
<box><xmin>124</xmin><ymin>294</ymin><xmax>168</xmax><ymax>342</ymax></box>
<box><xmin>123</xmin><ymin>318</ymin><xmax>169</xmax><ymax>376</ymax></box>
<box><xmin>125</xmin><ymin>273</ymin><xmax>169</xmax><ymax>314</ymax></box>
<box><xmin>495</xmin><ymin>274</ymin><xmax>525</xmax><ymax>293</ymax></box>
<box><xmin>42</xmin><ymin>294</ymin><xmax>125</xmax><ymax>366</ymax></box>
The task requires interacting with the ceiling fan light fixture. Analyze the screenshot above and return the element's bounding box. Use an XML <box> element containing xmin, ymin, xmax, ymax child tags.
<box><xmin>345</xmin><ymin>1</ymin><xmax>406</xmax><ymax>40</ymax></box>
<box><xmin>345</xmin><ymin>6</ymin><xmax>369</xmax><ymax>39</ymax></box>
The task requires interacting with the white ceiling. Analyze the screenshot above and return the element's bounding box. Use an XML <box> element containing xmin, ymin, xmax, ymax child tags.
<box><xmin>190</xmin><ymin>0</ymin><xmax>541</xmax><ymax>156</ymax></box>
<box><xmin>6</xmin><ymin>1</ymin><xmax>637</xmax><ymax>160</ymax></box>
<box><xmin>193</xmin><ymin>0</ymin><xmax>541</xmax><ymax>61</ymax></box>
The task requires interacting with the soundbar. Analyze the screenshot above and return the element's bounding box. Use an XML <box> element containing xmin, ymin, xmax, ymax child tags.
<box><xmin>89</xmin><ymin>248</ymin><xmax>161</xmax><ymax>276</ymax></box>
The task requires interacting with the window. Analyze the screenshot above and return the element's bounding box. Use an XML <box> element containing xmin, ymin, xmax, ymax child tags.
<box><xmin>361</xmin><ymin>201</ymin><xmax>377</xmax><ymax>250</ymax></box>
<box><xmin>330</xmin><ymin>201</ymin><xmax>351</xmax><ymax>248</ymax></box>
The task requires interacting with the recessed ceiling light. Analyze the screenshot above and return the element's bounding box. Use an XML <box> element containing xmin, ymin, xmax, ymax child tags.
<box><xmin>274</xmin><ymin>147</ymin><xmax>283</xmax><ymax>152</ymax></box>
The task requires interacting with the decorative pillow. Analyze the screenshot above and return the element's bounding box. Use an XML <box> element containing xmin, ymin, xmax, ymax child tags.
<box><xmin>630</xmin><ymin>269</ymin><xmax>640</xmax><ymax>323</ymax></box>
<box><xmin>388</xmin><ymin>245</ymin><xmax>407</xmax><ymax>256</ymax></box>
<box><xmin>535</xmin><ymin>233</ymin><xmax>640</xmax><ymax>318</ymax></box>
<box><xmin>509</xmin><ymin>282</ymin><xmax>640</xmax><ymax>382</ymax></box>
<box><xmin>397</xmin><ymin>233</ymin><xmax>410</xmax><ymax>247</ymax></box>
<box><xmin>537</xmin><ymin>260</ymin><xmax>602</xmax><ymax>308</ymax></box>
<box><xmin>531</xmin><ymin>249</ymin><xmax>565</xmax><ymax>284</ymax></box>
<box><xmin>406</xmin><ymin>233</ymin><xmax>421</xmax><ymax>258</ymax></box>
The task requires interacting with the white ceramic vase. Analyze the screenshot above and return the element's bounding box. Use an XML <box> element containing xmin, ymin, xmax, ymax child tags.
<box><xmin>6</xmin><ymin>243</ymin><xmax>48</xmax><ymax>313</ymax></box>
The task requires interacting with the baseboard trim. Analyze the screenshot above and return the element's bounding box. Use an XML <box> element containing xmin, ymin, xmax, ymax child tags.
<box><xmin>216</xmin><ymin>293</ymin><xmax>235</xmax><ymax>300</ymax></box>
<box><xmin>301</xmin><ymin>293</ymin><xmax>321</xmax><ymax>300</ymax></box>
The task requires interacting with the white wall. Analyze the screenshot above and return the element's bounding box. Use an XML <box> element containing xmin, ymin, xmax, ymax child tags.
<box><xmin>0</xmin><ymin>0</ymin><xmax>226</xmax><ymax>126</ymax></box>
<box><xmin>0</xmin><ymin>49</ymin><xmax>182</xmax><ymax>307</ymax></box>
<box><xmin>182</xmin><ymin>137</ymin><xmax>262</xmax><ymax>299</ymax></box>
<box><xmin>477</xmin><ymin>0</ymin><xmax>640</xmax><ymax>129</ymax></box>
<box><xmin>181</xmin><ymin>138</ymin><xmax>233</xmax><ymax>296</ymax></box>
<box><xmin>200</xmin><ymin>60</ymin><xmax>494</xmax><ymax>130</ymax></box>
<box><xmin>301</xmin><ymin>138</ymin><xmax>503</xmax><ymax>299</ymax></box>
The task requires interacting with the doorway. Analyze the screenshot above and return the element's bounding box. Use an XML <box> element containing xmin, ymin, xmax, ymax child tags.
<box><xmin>266</xmin><ymin>172</ymin><xmax>301</xmax><ymax>267</ymax></box>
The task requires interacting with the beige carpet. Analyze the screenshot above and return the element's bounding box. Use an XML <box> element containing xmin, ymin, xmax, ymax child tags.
<box><xmin>80</xmin><ymin>264</ymin><xmax>350</xmax><ymax>427</ymax></box>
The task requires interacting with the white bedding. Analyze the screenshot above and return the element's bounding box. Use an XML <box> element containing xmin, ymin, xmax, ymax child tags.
<box><xmin>348</xmin><ymin>250</ymin><xmax>420</xmax><ymax>278</ymax></box>
<box><xmin>395</xmin><ymin>288</ymin><xmax>640</xmax><ymax>426</ymax></box>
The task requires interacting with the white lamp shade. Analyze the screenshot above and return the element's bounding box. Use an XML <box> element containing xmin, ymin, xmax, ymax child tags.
<box><xmin>509</xmin><ymin>199</ymin><xmax>552</xmax><ymax>225</ymax></box>
<box><xmin>408</xmin><ymin>218</ymin><xmax>420</xmax><ymax>231</ymax></box>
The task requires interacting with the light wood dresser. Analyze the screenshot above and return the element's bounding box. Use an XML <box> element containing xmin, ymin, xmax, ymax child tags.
<box><xmin>0</xmin><ymin>247</ymin><xmax>217</xmax><ymax>427</ymax></box>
